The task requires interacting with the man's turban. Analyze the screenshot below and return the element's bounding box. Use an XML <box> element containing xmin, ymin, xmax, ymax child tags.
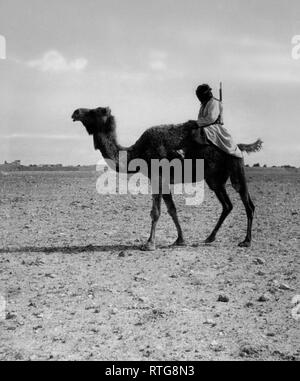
<box><xmin>196</xmin><ymin>84</ymin><xmax>212</xmax><ymax>98</ymax></box>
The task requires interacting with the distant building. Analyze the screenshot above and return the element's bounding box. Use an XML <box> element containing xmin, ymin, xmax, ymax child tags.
<box><xmin>0</xmin><ymin>161</ymin><xmax>81</xmax><ymax>171</ymax></box>
<box><xmin>3</xmin><ymin>160</ymin><xmax>21</xmax><ymax>166</ymax></box>
<box><xmin>0</xmin><ymin>160</ymin><xmax>23</xmax><ymax>171</ymax></box>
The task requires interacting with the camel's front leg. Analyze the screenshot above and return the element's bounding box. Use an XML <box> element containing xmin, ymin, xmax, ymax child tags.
<box><xmin>141</xmin><ymin>194</ymin><xmax>162</xmax><ymax>251</ymax></box>
<box><xmin>163</xmin><ymin>193</ymin><xmax>185</xmax><ymax>247</ymax></box>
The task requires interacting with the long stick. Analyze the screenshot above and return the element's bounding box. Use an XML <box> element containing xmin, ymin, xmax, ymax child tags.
<box><xmin>219</xmin><ymin>82</ymin><xmax>224</xmax><ymax>124</ymax></box>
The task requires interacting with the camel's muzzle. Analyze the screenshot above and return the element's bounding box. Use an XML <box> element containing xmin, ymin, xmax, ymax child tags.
<box><xmin>71</xmin><ymin>110</ymin><xmax>81</xmax><ymax>122</ymax></box>
<box><xmin>72</xmin><ymin>108</ymin><xmax>90</xmax><ymax>122</ymax></box>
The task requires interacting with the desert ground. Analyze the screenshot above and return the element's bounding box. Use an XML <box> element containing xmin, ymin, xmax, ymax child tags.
<box><xmin>0</xmin><ymin>167</ymin><xmax>299</xmax><ymax>361</ymax></box>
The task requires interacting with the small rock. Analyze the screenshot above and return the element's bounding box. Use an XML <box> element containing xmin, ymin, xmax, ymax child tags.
<box><xmin>138</xmin><ymin>296</ymin><xmax>149</xmax><ymax>303</ymax></box>
<box><xmin>110</xmin><ymin>308</ymin><xmax>118</xmax><ymax>315</ymax></box>
<box><xmin>239</xmin><ymin>344</ymin><xmax>259</xmax><ymax>357</ymax></box>
<box><xmin>118</xmin><ymin>251</ymin><xmax>125</xmax><ymax>258</ymax></box>
<box><xmin>254</xmin><ymin>257</ymin><xmax>265</xmax><ymax>265</ymax></box>
<box><xmin>279</xmin><ymin>283</ymin><xmax>292</xmax><ymax>290</ymax></box>
<box><xmin>33</xmin><ymin>312</ymin><xmax>43</xmax><ymax>318</ymax></box>
<box><xmin>257</xmin><ymin>270</ymin><xmax>266</xmax><ymax>276</ymax></box>
<box><xmin>45</xmin><ymin>273</ymin><xmax>56</xmax><ymax>279</ymax></box>
<box><xmin>209</xmin><ymin>340</ymin><xmax>224</xmax><ymax>352</ymax></box>
<box><xmin>6</xmin><ymin>312</ymin><xmax>17</xmax><ymax>320</ymax></box>
<box><xmin>245</xmin><ymin>302</ymin><xmax>254</xmax><ymax>308</ymax></box>
<box><xmin>134</xmin><ymin>275</ymin><xmax>148</xmax><ymax>282</ymax></box>
<box><xmin>217</xmin><ymin>294</ymin><xmax>229</xmax><ymax>302</ymax></box>
<box><xmin>134</xmin><ymin>321</ymin><xmax>143</xmax><ymax>326</ymax></box>
<box><xmin>152</xmin><ymin>309</ymin><xmax>165</xmax><ymax>317</ymax></box>
<box><xmin>258</xmin><ymin>294</ymin><xmax>270</xmax><ymax>302</ymax></box>
<box><xmin>203</xmin><ymin>319</ymin><xmax>216</xmax><ymax>327</ymax></box>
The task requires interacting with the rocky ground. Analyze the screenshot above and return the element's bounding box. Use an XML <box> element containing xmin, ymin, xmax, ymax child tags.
<box><xmin>0</xmin><ymin>168</ymin><xmax>299</xmax><ymax>360</ymax></box>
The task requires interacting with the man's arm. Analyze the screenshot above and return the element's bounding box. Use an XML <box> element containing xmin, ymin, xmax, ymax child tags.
<box><xmin>197</xmin><ymin>100</ymin><xmax>219</xmax><ymax>127</ymax></box>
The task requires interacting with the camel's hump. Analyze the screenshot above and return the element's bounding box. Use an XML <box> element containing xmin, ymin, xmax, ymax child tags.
<box><xmin>132</xmin><ymin>123</ymin><xmax>190</xmax><ymax>153</ymax></box>
<box><xmin>141</xmin><ymin>123</ymin><xmax>188</xmax><ymax>139</ymax></box>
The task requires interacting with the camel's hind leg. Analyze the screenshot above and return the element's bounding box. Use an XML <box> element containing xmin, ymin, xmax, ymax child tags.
<box><xmin>162</xmin><ymin>192</ymin><xmax>185</xmax><ymax>246</ymax></box>
<box><xmin>237</xmin><ymin>190</ymin><xmax>255</xmax><ymax>247</ymax></box>
<box><xmin>142</xmin><ymin>194</ymin><xmax>162</xmax><ymax>251</ymax></box>
<box><xmin>204</xmin><ymin>186</ymin><xmax>233</xmax><ymax>244</ymax></box>
<box><xmin>230</xmin><ymin>161</ymin><xmax>255</xmax><ymax>247</ymax></box>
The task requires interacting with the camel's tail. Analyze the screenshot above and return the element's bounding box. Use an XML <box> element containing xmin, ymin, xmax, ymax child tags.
<box><xmin>238</xmin><ymin>138</ymin><xmax>263</xmax><ymax>154</ymax></box>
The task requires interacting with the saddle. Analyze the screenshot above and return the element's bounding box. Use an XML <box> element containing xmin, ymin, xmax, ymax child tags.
<box><xmin>192</xmin><ymin>126</ymin><xmax>209</xmax><ymax>145</ymax></box>
<box><xmin>186</xmin><ymin>120</ymin><xmax>209</xmax><ymax>145</ymax></box>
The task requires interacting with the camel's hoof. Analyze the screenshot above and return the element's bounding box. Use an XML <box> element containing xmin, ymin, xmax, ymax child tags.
<box><xmin>204</xmin><ymin>236</ymin><xmax>216</xmax><ymax>244</ymax></box>
<box><xmin>170</xmin><ymin>239</ymin><xmax>186</xmax><ymax>247</ymax></box>
<box><xmin>141</xmin><ymin>242</ymin><xmax>156</xmax><ymax>251</ymax></box>
<box><xmin>238</xmin><ymin>240</ymin><xmax>251</xmax><ymax>248</ymax></box>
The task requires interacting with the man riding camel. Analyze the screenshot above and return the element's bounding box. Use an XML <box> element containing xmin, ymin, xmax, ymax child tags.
<box><xmin>192</xmin><ymin>83</ymin><xmax>243</xmax><ymax>158</ymax></box>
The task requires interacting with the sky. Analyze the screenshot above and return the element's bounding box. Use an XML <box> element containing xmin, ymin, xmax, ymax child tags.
<box><xmin>0</xmin><ymin>0</ymin><xmax>300</xmax><ymax>166</ymax></box>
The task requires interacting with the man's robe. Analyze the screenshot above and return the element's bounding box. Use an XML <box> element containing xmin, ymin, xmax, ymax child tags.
<box><xmin>196</xmin><ymin>97</ymin><xmax>243</xmax><ymax>158</ymax></box>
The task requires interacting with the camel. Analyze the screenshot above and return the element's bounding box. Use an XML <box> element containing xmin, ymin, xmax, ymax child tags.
<box><xmin>71</xmin><ymin>106</ymin><xmax>262</xmax><ymax>250</ymax></box>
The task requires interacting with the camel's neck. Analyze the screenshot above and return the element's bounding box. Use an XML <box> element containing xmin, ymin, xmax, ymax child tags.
<box><xmin>93</xmin><ymin>116</ymin><xmax>129</xmax><ymax>171</ymax></box>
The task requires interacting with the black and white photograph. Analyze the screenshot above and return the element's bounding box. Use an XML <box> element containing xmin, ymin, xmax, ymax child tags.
<box><xmin>0</xmin><ymin>0</ymin><xmax>299</xmax><ymax>363</ymax></box>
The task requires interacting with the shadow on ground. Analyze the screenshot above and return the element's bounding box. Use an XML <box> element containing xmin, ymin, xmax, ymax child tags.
<box><xmin>0</xmin><ymin>244</ymin><xmax>142</xmax><ymax>254</ymax></box>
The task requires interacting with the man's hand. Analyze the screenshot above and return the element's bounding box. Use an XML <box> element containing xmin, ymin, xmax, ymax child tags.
<box><xmin>186</xmin><ymin>120</ymin><xmax>199</xmax><ymax>129</ymax></box>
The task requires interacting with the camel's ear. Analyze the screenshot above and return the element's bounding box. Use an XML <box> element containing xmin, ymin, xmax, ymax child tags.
<box><xmin>104</xmin><ymin>107</ymin><xmax>111</xmax><ymax>116</ymax></box>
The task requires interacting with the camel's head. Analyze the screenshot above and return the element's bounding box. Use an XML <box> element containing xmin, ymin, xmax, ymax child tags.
<box><xmin>71</xmin><ymin>107</ymin><xmax>112</xmax><ymax>135</ymax></box>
